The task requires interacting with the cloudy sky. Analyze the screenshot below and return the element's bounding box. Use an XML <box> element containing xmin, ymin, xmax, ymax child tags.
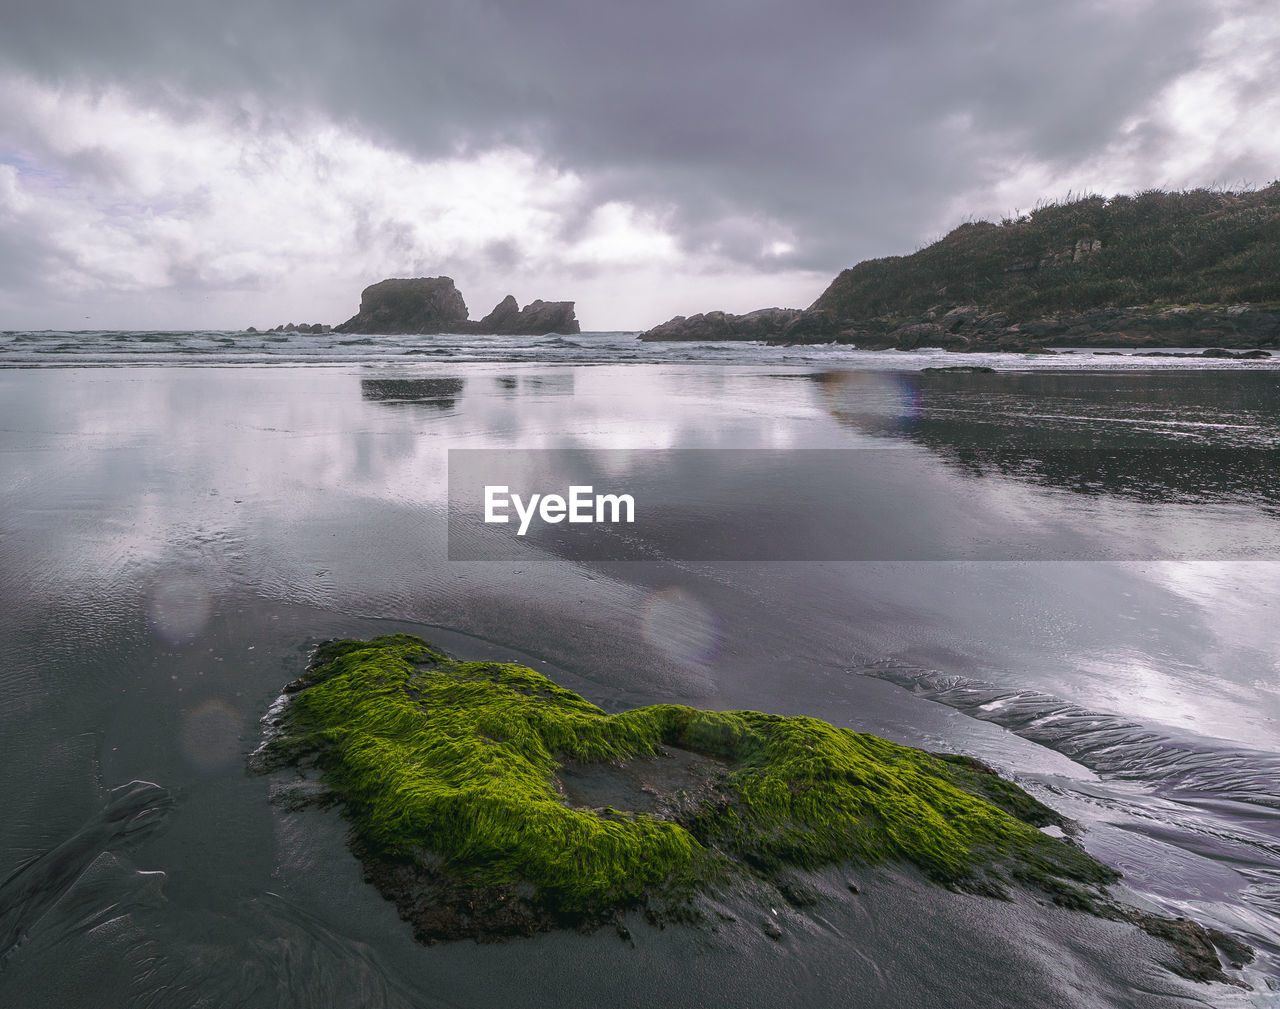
<box><xmin>1</xmin><ymin>0</ymin><xmax>1278</xmax><ymax>331</ymax></box>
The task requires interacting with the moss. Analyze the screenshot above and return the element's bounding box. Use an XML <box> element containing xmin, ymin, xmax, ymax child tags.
<box><xmin>264</xmin><ymin>634</ymin><xmax>1123</xmax><ymax>930</ymax></box>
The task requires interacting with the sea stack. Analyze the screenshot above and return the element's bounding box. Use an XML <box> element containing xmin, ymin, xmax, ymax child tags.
<box><xmin>334</xmin><ymin>277</ymin><xmax>470</xmax><ymax>334</ymax></box>
<box><xmin>335</xmin><ymin>277</ymin><xmax>581</xmax><ymax>335</ymax></box>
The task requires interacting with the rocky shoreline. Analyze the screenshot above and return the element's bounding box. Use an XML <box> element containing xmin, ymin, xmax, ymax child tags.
<box><xmin>640</xmin><ymin>303</ymin><xmax>1280</xmax><ymax>353</ymax></box>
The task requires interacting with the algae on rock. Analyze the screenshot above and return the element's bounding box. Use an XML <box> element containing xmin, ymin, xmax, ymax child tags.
<box><xmin>259</xmin><ymin>634</ymin><xmax>1128</xmax><ymax>941</ymax></box>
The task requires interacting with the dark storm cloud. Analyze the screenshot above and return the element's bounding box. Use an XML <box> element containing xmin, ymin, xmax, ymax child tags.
<box><xmin>0</xmin><ymin>0</ymin><xmax>1235</xmax><ymax>274</ymax></box>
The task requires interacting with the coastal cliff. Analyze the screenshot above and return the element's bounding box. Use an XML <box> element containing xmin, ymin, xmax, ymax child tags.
<box><xmin>333</xmin><ymin>277</ymin><xmax>579</xmax><ymax>335</ymax></box>
<box><xmin>641</xmin><ymin>184</ymin><xmax>1280</xmax><ymax>350</ymax></box>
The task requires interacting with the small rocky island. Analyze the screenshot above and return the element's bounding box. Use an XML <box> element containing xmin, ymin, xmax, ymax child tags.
<box><xmin>255</xmin><ymin>634</ymin><xmax>1251</xmax><ymax>985</ymax></box>
<box><xmin>642</xmin><ymin>184</ymin><xmax>1280</xmax><ymax>352</ymax></box>
<box><xmin>335</xmin><ymin>277</ymin><xmax>579</xmax><ymax>335</ymax></box>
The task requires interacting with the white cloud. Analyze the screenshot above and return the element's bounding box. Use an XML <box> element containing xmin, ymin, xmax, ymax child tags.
<box><xmin>565</xmin><ymin>202</ymin><xmax>680</xmax><ymax>268</ymax></box>
<box><xmin>928</xmin><ymin>0</ymin><xmax>1280</xmax><ymax>238</ymax></box>
<box><xmin>0</xmin><ymin>75</ymin><xmax>826</xmax><ymax>330</ymax></box>
<box><xmin>3</xmin><ymin>0</ymin><xmax>1272</xmax><ymax>333</ymax></box>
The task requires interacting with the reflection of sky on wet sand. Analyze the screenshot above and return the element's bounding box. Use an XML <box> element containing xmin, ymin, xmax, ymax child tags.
<box><xmin>1</xmin><ymin>365</ymin><xmax>864</xmax><ymax>713</ymax></box>
<box><xmin>3</xmin><ymin>365</ymin><xmax>1279</xmax><ymax>735</ymax></box>
<box><xmin>0</xmin><ymin>366</ymin><xmax>847</xmax><ymax>604</ymax></box>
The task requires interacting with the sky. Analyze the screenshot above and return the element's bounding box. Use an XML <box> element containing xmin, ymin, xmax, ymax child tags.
<box><xmin>1</xmin><ymin>0</ymin><xmax>1278</xmax><ymax>331</ymax></box>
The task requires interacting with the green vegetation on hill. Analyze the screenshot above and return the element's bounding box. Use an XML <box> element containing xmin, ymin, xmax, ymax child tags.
<box><xmin>812</xmin><ymin>183</ymin><xmax>1280</xmax><ymax>322</ymax></box>
<box><xmin>266</xmin><ymin>634</ymin><xmax>1116</xmax><ymax>926</ymax></box>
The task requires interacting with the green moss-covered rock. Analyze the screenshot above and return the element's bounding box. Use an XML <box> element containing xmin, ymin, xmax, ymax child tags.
<box><xmin>260</xmin><ymin>635</ymin><xmax>1131</xmax><ymax>940</ymax></box>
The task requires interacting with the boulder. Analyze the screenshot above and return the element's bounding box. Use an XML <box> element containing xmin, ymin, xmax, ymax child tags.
<box><xmin>335</xmin><ymin>277</ymin><xmax>470</xmax><ymax>334</ymax></box>
<box><xmin>475</xmin><ymin>295</ymin><xmax>521</xmax><ymax>333</ymax></box>
<box><xmin>496</xmin><ymin>299</ymin><xmax>580</xmax><ymax>335</ymax></box>
<box><xmin>890</xmin><ymin>322</ymin><xmax>970</xmax><ymax>350</ymax></box>
<box><xmin>781</xmin><ymin>309</ymin><xmax>840</xmax><ymax>342</ymax></box>
<box><xmin>1200</xmin><ymin>347</ymin><xmax>1273</xmax><ymax>359</ymax></box>
<box><xmin>639</xmin><ymin>307</ymin><xmax>801</xmax><ymax>341</ymax></box>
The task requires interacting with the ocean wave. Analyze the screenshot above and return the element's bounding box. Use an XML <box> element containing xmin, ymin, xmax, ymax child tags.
<box><xmin>6</xmin><ymin>330</ymin><xmax>1280</xmax><ymax>369</ymax></box>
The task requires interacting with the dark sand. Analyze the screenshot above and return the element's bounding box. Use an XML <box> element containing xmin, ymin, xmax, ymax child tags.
<box><xmin>1</xmin><ymin>363</ymin><xmax>1277</xmax><ymax>1006</ymax></box>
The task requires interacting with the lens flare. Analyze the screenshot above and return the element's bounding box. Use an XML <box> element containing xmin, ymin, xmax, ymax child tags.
<box><xmin>148</xmin><ymin>571</ymin><xmax>213</xmax><ymax>645</ymax></box>
<box><xmin>180</xmin><ymin>698</ymin><xmax>241</xmax><ymax>773</ymax></box>
<box><xmin>640</xmin><ymin>587</ymin><xmax>720</xmax><ymax>666</ymax></box>
<box><xmin>814</xmin><ymin>370</ymin><xmax>920</xmax><ymax>434</ymax></box>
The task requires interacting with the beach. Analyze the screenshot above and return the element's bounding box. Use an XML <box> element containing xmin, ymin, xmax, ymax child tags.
<box><xmin>1</xmin><ymin>350</ymin><xmax>1278</xmax><ymax>1006</ymax></box>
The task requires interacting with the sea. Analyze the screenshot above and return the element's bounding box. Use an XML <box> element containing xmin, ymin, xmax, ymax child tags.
<box><xmin>1</xmin><ymin>328</ymin><xmax>1279</xmax><ymax>1007</ymax></box>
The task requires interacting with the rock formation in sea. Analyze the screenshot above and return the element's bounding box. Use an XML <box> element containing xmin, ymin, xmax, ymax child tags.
<box><xmin>475</xmin><ymin>294</ymin><xmax>521</xmax><ymax>332</ymax></box>
<box><xmin>261</xmin><ymin>322</ymin><xmax>331</xmax><ymax>334</ymax></box>
<box><xmin>333</xmin><ymin>277</ymin><xmax>580</xmax><ymax>335</ymax></box>
<box><xmin>485</xmin><ymin>298</ymin><xmax>579</xmax><ymax>335</ymax></box>
<box><xmin>334</xmin><ymin>277</ymin><xmax>471</xmax><ymax>334</ymax></box>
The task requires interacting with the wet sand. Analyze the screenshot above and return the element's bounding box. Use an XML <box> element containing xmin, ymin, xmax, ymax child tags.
<box><xmin>1</xmin><ymin>363</ymin><xmax>1278</xmax><ymax>1005</ymax></box>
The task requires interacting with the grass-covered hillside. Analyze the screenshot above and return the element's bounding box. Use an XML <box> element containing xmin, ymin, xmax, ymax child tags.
<box><xmin>812</xmin><ymin>183</ymin><xmax>1280</xmax><ymax>322</ymax></box>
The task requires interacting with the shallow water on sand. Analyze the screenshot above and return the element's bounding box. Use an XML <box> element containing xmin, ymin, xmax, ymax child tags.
<box><xmin>2</xmin><ymin>362</ymin><xmax>1279</xmax><ymax>1007</ymax></box>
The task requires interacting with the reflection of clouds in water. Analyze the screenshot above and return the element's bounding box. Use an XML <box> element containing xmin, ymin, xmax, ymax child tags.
<box><xmin>148</xmin><ymin>571</ymin><xmax>213</xmax><ymax>644</ymax></box>
<box><xmin>180</xmin><ymin>698</ymin><xmax>241</xmax><ymax>773</ymax></box>
<box><xmin>640</xmin><ymin>587</ymin><xmax>719</xmax><ymax>667</ymax></box>
<box><xmin>457</xmin><ymin>368</ymin><xmax>829</xmax><ymax>451</ymax></box>
<box><xmin>1152</xmin><ymin>562</ymin><xmax>1280</xmax><ymax>652</ymax></box>
<box><xmin>1074</xmin><ymin>651</ymin><xmax>1210</xmax><ymax>732</ymax></box>
<box><xmin>1154</xmin><ymin>561</ymin><xmax>1280</xmax><ymax>612</ymax></box>
<box><xmin>1147</xmin><ymin>560</ymin><xmax>1280</xmax><ymax>704</ymax></box>
<box><xmin>1</xmin><ymin>366</ymin><xmax>857</xmax><ymax>629</ymax></box>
